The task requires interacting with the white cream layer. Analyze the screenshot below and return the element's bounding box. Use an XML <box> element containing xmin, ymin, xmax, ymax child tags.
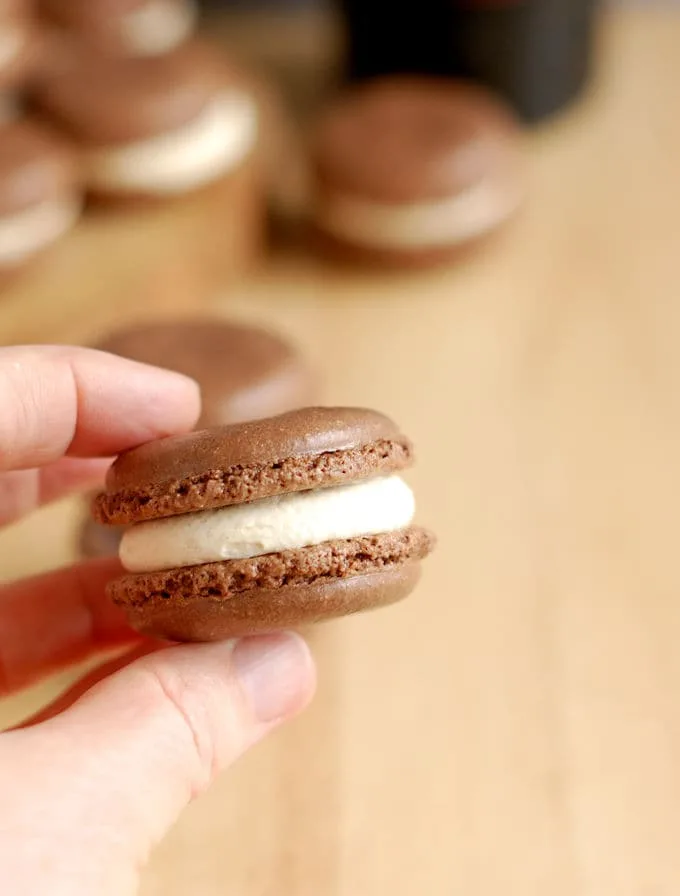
<box><xmin>87</xmin><ymin>90</ymin><xmax>257</xmax><ymax>196</ymax></box>
<box><xmin>120</xmin><ymin>0</ymin><xmax>198</xmax><ymax>56</ymax></box>
<box><xmin>315</xmin><ymin>179</ymin><xmax>518</xmax><ymax>250</ymax></box>
<box><xmin>120</xmin><ymin>474</ymin><xmax>415</xmax><ymax>573</ymax></box>
<box><xmin>0</xmin><ymin>196</ymin><xmax>81</xmax><ymax>267</ymax></box>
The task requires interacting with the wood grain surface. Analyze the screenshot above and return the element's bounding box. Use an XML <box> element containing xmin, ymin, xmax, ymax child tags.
<box><xmin>2</xmin><ymin>7</ymin><xmax>680</xmax><ymax>894</ymax></box>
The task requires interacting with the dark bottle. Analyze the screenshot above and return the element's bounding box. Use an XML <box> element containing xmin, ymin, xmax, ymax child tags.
<box><xmin>337</xmin><ymin>0</ymin><xmax>598</xmax><ymax>123</ymax></box>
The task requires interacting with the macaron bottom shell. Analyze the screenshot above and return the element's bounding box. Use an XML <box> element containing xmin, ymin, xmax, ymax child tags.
<box><xmin>309</xmin><ymin>221</ymin><xmax>510</xmax><ymax>271</ymax></box>
<box><xmin>113</xmin><ymin>562</ymin><xmax>423</xmax><ymax>642</ymax></box>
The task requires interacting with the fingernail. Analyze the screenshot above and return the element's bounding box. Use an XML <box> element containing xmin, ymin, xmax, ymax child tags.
<box><xmin>232</xmin><ymin>632</ymin><xmax>315</xmax><ymax>723</ymax></box>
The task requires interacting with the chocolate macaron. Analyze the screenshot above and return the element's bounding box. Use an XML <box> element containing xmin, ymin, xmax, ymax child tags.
<box><xmin>35</xmin><ymin>41</ymin><xmax>258</xmax><ymax>199</ymax></box>
<box><xmin>0</xmin><ymin>119</ymin><xmax>81</xmax><ymax>272</ymax></box>
<box><xmin>39</xmin><ymin>0</ymin><xmax>198</xmax><ymax>57</ymax></box>
<box><xmin>80</xmin><ymin>318</ymin><xmax>317</xmax><ymax>559</ymax></box>
<box><xmin>93</xmin><ymin>407</ymin><xmax>435</xmax><ymax>641</ymax></box>
<box><xmin>311</xmin><ymin>77</ymin><xmax>523</xmax><ymax>265</ymax></box>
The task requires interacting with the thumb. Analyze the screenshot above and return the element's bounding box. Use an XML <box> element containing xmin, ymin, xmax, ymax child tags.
<box><xmin>0</xmin><ymin>633</ymin><xmax>315</xmax><ymax>896</ymax></box>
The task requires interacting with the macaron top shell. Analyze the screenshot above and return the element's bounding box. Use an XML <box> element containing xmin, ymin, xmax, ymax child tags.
<box><xmin>106</xmin><ymin>406</ymin><xmax>406</xmax><ymax>489</ymax></box>
<box><xmin>313</xmin><ymin>77</ymin><xmax>520</xmax><ymax>203</ymax></box>
<box><xmin>112</xmin><ymin>557</ymin><xmax>426</xmax><ymax>642</ymax></box>
<box><xmin>93</xmin><ymin>319</ymin><xmax>316</xmax><ymax>428</ymax></box>
<box><xmin>0</xmin><ymin>120</ymin><xmax>79</xmax><ymax>214</ymax></box>
<box><xmin>35</xmin><ymin>41</ymin><xmax>231</xmax><ymax>144</ymax></box>
<box><xmin>94</xmin><ymin>407</ymin><xmax>413</xmax><ymax>524</ymax></box>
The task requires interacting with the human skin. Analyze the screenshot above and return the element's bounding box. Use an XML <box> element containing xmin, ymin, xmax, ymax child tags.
<box><xmin>0</xmin><ymin>345</ymin><xmax>317</xmax><ymax>895</ymax></box>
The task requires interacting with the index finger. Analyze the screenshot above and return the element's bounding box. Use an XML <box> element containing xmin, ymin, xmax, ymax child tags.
<box><xmin>0</xmin><ymin>345</ymin><xmax>200</xmax><ymax>471</ymax></box>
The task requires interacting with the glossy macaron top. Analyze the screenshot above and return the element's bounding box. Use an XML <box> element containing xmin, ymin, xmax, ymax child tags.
<box><xmin>94</xmin><ymin>407</ymin><xmax>413</xmax><ymax>524</ymax></box>
<box><xmin>93</xmin><ymin>319</ymin><xmax>317</xmax><ymax>429</ymax></box>
<box><xmin>313</xmin><ymin>76</ymin><xmax>521</xmax><ymax>203</ymax></box>
<box><xmin>34</xmin><ymin>40</ymin><xmax>232</xmax><ymax>144</ymax></box>
<box><xmin>0</xmin><ymin>119</ymin><xmax>79</xmax><ymax>214</ymax></box>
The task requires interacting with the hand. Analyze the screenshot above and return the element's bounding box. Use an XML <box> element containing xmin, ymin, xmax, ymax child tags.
<box><xmin>0</xmin><ymin>346</ymin><xmax>316</xmax><ymax>896</ymax></box>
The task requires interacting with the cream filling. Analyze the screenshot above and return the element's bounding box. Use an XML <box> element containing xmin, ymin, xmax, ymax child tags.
<box><xmin>87</xmin><ymin>91</ymin><xmax>257</xmax><ymax>195</ymax></box>
<box><xmin>120</xmin><ymin>0</ymin><xmax>198</xmax><ymax>56</ymax></box>
<box><xmin>0</xmin><ymin>196</ymin><xmax>81</xmax><ymax>266</ymax></box>
<box><xmin>120</xmin><ymin>474</ymin><xmax>415</xmax><ymax>573</ymax></box>
<box><xmin>0</xmin><ymin>25</ymin><xmax>24</xmax><ymax>72</ymax></box>
<box><xmin>315</xmin><ymin>179</ymin><xmax>519</xmax><ymax>249</ymax></box>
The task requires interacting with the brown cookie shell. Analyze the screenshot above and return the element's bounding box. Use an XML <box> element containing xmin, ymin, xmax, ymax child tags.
<box><xmin>312</xmin><ymin>76</ymin><xmax>520</xmax><ymax>203</ymax></box>
<box><xmin>111</xmin><ymin>526</ymin><xmax>434</xmax><ymax>603</ymax></box>
<box><xmin>0</xmin><ymin>119</ymin><xmax>79</xmax><ymax>214</ymax></box>
<box><xmin>34</xmin><ymin>40</ymin><xmax>233</xmax><ymax>144</ymax></box>
<box><xmin>95</xmin><ymin>438</ymin><xmax>412</xmax><ymax>525</ymax></box>
<box><xmin>113</xmin><ymin>560</ymin><xmax>425</xmax><ymax>642</ymax></box>
<box><xmin>92</xmin><ymin>318</ymin><xmax>317</xmax><ymax>429</ymax></box>
<box><xmin>94</xmin><ymin>407</ymin><xmax>411</xmax><ymax>525</ymax></box>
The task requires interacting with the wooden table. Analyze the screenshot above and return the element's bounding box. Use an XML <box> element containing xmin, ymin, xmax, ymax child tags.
<box><xmin>3</xmin><ymin>7</ymin><xmax>680</xmax><ymax>894</ymax></box>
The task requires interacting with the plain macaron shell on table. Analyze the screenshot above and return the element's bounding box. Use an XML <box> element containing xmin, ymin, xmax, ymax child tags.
<box><xmin>310</xmin><ymin>76</ymin><xmax>523</xmax><ymax>266</ymax></box>
<box><xmin>33</xmin><ymin>40</ymin><xmax>259</xmax><ymax>200</ymax></box>
<box><xmin>79</xmin><ymin>318</ymin><xmax>319</xmax><ymax>560</ymax></box>
<box><xmin>92</xmin><ymin>407</ymin><xmax>435</xmax><ymax>642</ymax></box>
<box><xmin>91</xmin><ymin>318</ymin><xmax>318</xmax><ymax>429</ymax></box>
